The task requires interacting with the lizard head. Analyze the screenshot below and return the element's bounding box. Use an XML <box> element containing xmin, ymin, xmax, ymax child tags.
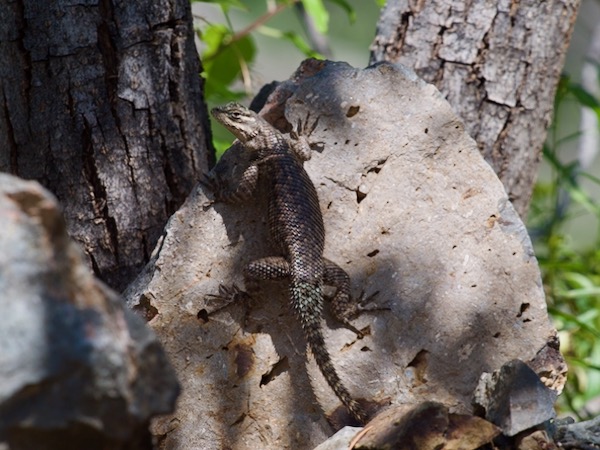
<box><xmin>211</xmin><ymin>103</ymin><xmax>261</xmax><ymax>144</ymax></box>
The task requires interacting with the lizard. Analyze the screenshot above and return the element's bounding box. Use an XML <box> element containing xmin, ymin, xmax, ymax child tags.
<box><xmin>208</xmin><ymin>102</ymin><xmax>370</xmax><ymax>424</ymax></box>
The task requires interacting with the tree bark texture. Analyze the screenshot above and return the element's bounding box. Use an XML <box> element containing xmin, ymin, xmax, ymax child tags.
<box><xmin>0</xmin><ymin>0</ymin><xmax>212</xmax><ymax>290</ymax></box>
<box><xmin>370</xmin><ymin>0</ymin><xmax>580</xmax><ymax>217</ymax></box>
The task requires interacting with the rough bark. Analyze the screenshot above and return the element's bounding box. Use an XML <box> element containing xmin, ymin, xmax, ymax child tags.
<box><xmin>0</xmin><ymin>0</ymin><xmax>212</xmax><ymax>290</ymax></box>
<box><xmin>370</xmin><ymin>0</ymin><xmax>581</xmax><ymax>217</ymax></box>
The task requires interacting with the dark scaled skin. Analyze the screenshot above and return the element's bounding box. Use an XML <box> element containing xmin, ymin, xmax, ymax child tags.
<box><xmin>210</xmin><ymin>103</ymin><xmax>368</xmax><ymax>424</ymax></box>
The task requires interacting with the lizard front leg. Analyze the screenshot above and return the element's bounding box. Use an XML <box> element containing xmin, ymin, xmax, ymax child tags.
<box><xmin>289</xmin><ymin>113</ymin><xmax>322</xmax><ymax>162</ymax></box>
<box><xmin>203</xmin><ymin>163</ymin><xmax>259</xmax><ymax>204</ymax></box>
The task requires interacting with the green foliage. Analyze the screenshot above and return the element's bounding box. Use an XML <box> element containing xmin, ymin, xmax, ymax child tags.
<box><xmin>258</xmin><ymin>25</ymin><xmax>321</xmax><ymax>59</ymax></box>
<box><xmin>192</xmin><ymin>0</ymin><xmax>247</xmax><ymax>10</ymax></box>
<box><xmin>194</xmin><ymin>0</ymin><xmax>382</xmax><ymax>156</ymax></box>
<box><xmin>301</xmin><ymin>0</ymin><xmax>330</xmax><ymax>34</ymax></box>
<box><xmin>529</xmin><ymin>73</ymin><xmax>600</xmax><ymax>419</ymax></box>
<box><xmin>195</xmin><ymin>0</ymin><xmax>346</xmax><ymax>105</ymax></box>
<box><xmin>201</xmin><ymin>23</ymin><xmax>256</xmax><ymax>103</ymax></box>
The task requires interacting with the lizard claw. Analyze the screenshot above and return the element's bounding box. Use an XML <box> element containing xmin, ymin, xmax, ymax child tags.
<box><xmin>294</xmin><ymin>112</ymin><xmax>320</xmax><ymax>137</ymax></box>
<box><xmin>358</xmin><ymin>289</ymin><xmax>379</xmax><ymax>306</ymax></box>
<box><xmin>355</xmin><ymin>290</ymin><xmax>390</xmax><ymax>314</ymax></box>
<box><xmin>302</xmin><ymin>114</ymin><xmax>324</xmax><ymax>152</ymax></box>
<box><xmin>289</xmin><ymin>113</ymin><xmax>324</xmax><ymax>161</ymax></box>
<box><xmin>220</xmin><ymin>283</ymin><xmax>251</xmax><ymax>300</ymax></box>
<box><xmin>205</xmin><ymin>283</ymin><xmax>252</xmax><ymax>315</ymax></box>
<box><xmin>334</xmin><ymin>290</ymin><xmax>388</xmax><ymax>339</ymax></box>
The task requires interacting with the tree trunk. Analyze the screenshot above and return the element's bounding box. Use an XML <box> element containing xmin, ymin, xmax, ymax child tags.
<box><xmin>370</xmin><ymin>0</ymin><xmax>580</xmax><ymax>217</ymax></box>
<box><xmin>0</xmin><ymin>0</ymin><xmax>212</xmax><ymax>290</ymax></box>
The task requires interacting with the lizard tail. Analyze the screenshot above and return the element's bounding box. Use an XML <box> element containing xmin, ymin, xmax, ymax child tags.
<box><xmin>291</xmin><ymin>281</ymin><xmax>367</xmax><ymax>424</ymax></box>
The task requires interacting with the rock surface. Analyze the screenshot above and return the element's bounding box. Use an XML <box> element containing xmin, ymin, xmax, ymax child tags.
<box><xmin>126</xmin><ymin>59</ymin><xmax>564</xmax><ymax>450</ymax></box>
<box><xmin>353</xmin><ymin>401</ymin><xmax>500</xmax><ymax>450</ymax></box>
<box><xmin>0</xmin><ymin>174</ymin><xmax>179</xmax><ymax>450</ymax></box>
<box><xmin>473</xmin><ymin>359</ymin><xmax>557</xmax><ymax>436</ymax></box>
<box><xmin>555</xmin><ymin>415</ymin><xmax>600</xmax><ymax>448</ymax></box>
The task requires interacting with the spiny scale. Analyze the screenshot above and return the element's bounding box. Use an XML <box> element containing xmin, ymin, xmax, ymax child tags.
<box><xmin>210</xmin><ymin>103</ymin><xmax>367</xmax><ymax>424</ymax></box>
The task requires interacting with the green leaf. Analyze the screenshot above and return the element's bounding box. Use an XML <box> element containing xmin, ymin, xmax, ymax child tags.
<box><xmin>326</xmin><ymin>0</ymin><xmax>356</xmax><ymax>23</ymax></box>
<box><xmin>580</xmin><ymin>171</ymin><xmax>600</xmax><ymax>187</ymax></box>
<box><xmin>555</xmin><ymin>130</ymin><xmax>583</xmax><ymax>146</ymax></box>
<box><xmin>191</xmin><ymin>0</ymin><xmax>247</xmax><ymax>11</ymax></box>
<box><xmin>571</xmin><ymin>189</ymin><xmax>600</xmax><ymax>215</ymax></box>
<box><xmin>563</xmin><ymin>271</ymin><xmax>598</xmax><ymax>289</ymax></box>
<box><xmin>374</xmin><ymin>0</ymin><xmax>387</xmax><ymax>7</ymax></box>
<box><xmin>569</xmin><ymin>83</ymin><xmax>600</xmax><ymax>109</ymax></box>
<box><xmin>200</xmin><ymin>24</ymin><xmax>256</xmax><ymax>103</ymax></box>
<box><xmin>550</xmin><ymin>307</ymin><xmax>600</xmax><ymax>339</ymax></box>
<box><xmin>258</xmin><ymin>25</ymin><xmax>323</xmax><ymax>58</ymax></box>
<box><xmin>301</xmin><ymin>0</ymin><xmax>329</xmax><ymax>34</ymax></box>
<box><xmin>203</xmin><ymin>76</ymin><xmax>246</xmax><ymax>103</ymax></box>
<box><xmin>201</xmin><ymin>24</ymin><xmax>229</xmax><ymax>60</ymax></box>
<box><xmin>568</xmin><ymin>358</ymin><xmax>600</xmax><ymax>375</ymax></box>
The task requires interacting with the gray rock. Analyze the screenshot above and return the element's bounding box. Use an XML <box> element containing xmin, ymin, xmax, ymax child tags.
<box><xmin>473</xmin><ymin>359</ymin><xmax>557</xmax><ymax>436</ymax></box>
<box><xmin>126</xmin><ymin>59</ymin><xmax>563</xmax><ymax>450</ymax></box>
<box><xmin>0</xmin><ymin>174</ymin><xmax>179</xmax><ymax>450</ymax></box>
<box><xmin>312</xmin><ymin>426</ymin><xmax>362</xmax><ymax>450</ymax></box>
<box><xmin>555</xmin><ymin>415</ymin><xmax>600</xmax><ymax>448</ymax></box>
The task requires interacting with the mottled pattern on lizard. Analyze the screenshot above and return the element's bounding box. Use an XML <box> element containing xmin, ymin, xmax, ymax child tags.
<box><xmin>209</xmin><ymin>102</ymin><xmax>368</xmax><ymax>424</ymax></box>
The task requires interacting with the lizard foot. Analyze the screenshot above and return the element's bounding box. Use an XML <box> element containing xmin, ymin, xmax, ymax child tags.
<box><xmin>205</xmin><ymin>283</ymin><xmax>252</xmax><ymax>315</ymax></box>
<box><xmin>333</xmin><ymin>290</ymin><xmax>389</xmax><ymax>339</ymax></box>
<box><xmin>355</xmin><ymin>289</ymin><xmax>390</xmax><ymax>314</ymax></box>
<box><xmin>289</xmin><ymin>112</ymin><xmax>324</xmax><ymax>161</ymax></box>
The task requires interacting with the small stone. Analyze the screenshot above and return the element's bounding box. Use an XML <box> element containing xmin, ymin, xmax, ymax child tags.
<box><xmin>516</xmin><ymin>430</ymin><xmax>557</xmax><ymax>450</ymax></box>
<box><xmin>485</xmin><ymin>360</ymin><xmax>557</xmax><ymax>436</ymax></box>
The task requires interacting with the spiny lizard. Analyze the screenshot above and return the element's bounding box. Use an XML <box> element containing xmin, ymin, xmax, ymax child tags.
<box><xmin>209</xmin><ymin>102</ymin><xmax>369</xmax><ymax>424</ymax></box>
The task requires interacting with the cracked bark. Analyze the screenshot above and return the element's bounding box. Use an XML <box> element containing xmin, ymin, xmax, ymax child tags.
<box><xmin>370</xmin><ymin>0</ymin><xmax>581</xmax><ymax>217</ymax></box>
<box><xmin>0</xmin><ymin>0</ymin><xmax>212</xmax><ymax>290</ymax></box>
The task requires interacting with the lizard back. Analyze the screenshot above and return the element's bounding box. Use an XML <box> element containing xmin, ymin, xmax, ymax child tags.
<box><xmin>261</xmin><ymin>149</ymin><xmax>325</xmax><ymax>283</ymax></box>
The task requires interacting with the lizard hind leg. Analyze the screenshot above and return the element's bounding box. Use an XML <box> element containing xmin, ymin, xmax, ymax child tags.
<box><xmin>243</xmin><ymin>256</ymin><xmax>291</xmax><ymax>285</ymax></box>
<box><xmin>210</xmin><ymin>256</ymin><xmax>291</xmax><ymax>307</ymax></box>
<box><xmin>205</xmin><ymin>256</ymin><xmax>292</xmax><ymax>321</ymax></box>
<box><xmin>241</xmin><ymin>256</ymin><xmax>292</xmax><ymax>302</ymax></box>
<box><xmin>323</xmin><ymin>258</ymin><xmax>383</xmax><ymax>339</ymax></box>
<box><xmin>205</xmin><ymin>283</ymin><xmax>252</xmax><ymax>317</ymax></box>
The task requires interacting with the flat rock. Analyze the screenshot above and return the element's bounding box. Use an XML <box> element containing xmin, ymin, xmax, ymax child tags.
<box><xmin>126</xmin><ymin>59</ymin><xmax>564</xmax><ymax>450</ymax></box>
<box><xmin>353</xmin><ymin>401</ymin><xmax>500</xmax><ymax>450</ymax></box>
